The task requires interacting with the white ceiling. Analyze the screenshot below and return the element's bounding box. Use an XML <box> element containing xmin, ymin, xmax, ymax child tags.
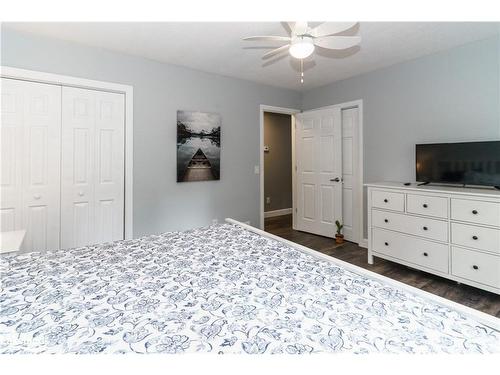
<box><xmin>4</xmin><ymin>22</ymin><xmax>499</xmax><ymax>91</ymax></box>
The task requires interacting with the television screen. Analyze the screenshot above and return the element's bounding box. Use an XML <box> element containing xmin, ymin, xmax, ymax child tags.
<box><xmin>416</xmin><ymin>141</ymin><xmax>500</xmax><ymax>187</ymax></box>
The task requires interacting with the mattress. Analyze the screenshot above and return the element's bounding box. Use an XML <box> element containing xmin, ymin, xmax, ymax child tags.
<box><xmin>1</xmin><ymin>222</ymin><xmax>499</xmax><ymax>354</ymax></box>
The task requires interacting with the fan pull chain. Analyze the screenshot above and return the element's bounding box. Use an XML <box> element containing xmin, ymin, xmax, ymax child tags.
<box><xmin>300</xmin><ymin>59</ymin><xmax>304</xmax><ymax>84</ymax></box>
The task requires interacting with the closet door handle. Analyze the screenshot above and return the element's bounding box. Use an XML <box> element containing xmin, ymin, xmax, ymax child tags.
<box><xmin>330</xmin><ymin>177</ymin><xmax>340</xmax><ymax>182</ymax></box>
<box><xmin>422</xmin><ymin>226</ymin><xmax>428</xmax><ymax>231</ymax></box>
<box><xmin>78</xmin><ymin>191</ymin><xmax>85</xmax><ymax>197</ymax></box>
<box><xmin>422</xmin><ymin>203</ymin><xmax>428</xmax><ymax>208</ymax></box>
<box><xmin>33</xmin><ymin>194</ymin><xmax>41</xmax><ymax>200</ymax></box>
<box><xmin>423</xmin><ymin>252</ymin><xmax>428</xmax><ymax>257</ymax></box>
<box><xmin>472</xmin><ymin>210</ymin><xmax>478</xmax><ymax>215</ymax></box>
<box><xmin>384</xmin><ymin>219</ymin><xmax>389</xmax><ymax>223</ymax></box>
<box><xmin>383</xmin><ymin>199</ymin><xmax>388</xmax><ymax>203</ymax></box>
<box><xmin>472</xmin><ymin>265</ymin><xmax>479</xmax><ymax>270</ymax></box>
<box><xmin>472</xmin><ymin>235</ymin><xmax>478</xmax><ymax>240</ymax></box>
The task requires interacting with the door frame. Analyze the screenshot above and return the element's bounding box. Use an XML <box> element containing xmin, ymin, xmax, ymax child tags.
<box><xmin>259</xmin><ymin>105</ymin><xmax>300</xmax><ymax>230</ymax></box>
<box><xmin>1</xmin><ymin>66</ymin><xmax>134</xmax><ymax>240</ymax></box>
<box><xmin>300</xmin><ymin>100</ymin><xmax>364</xmax><ymax>246</ymax></box>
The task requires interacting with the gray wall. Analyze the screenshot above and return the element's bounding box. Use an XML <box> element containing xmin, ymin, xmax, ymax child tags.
<box><xmin>2</xmin><ymin>29</ymin><xmax>499</xmax><ymax>240</ymax></box>
<box><xmin>302</xmin><ymin>35</ymin><xmax>500</xmax><ymax>238</ymax></box>
<box><xmin>264</xmin><ymin>112</ymin><xmax>292</xmax><ymax>212</ymax></box>
<box><xmin>1</xmin><ymin>29</ymin><xmax>301</xmax><ymax>236</ymax></box>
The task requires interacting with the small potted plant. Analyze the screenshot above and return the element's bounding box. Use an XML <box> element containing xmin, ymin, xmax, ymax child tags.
<box><xmin>335</xmin><ymin>220</ymin><xmax>344</xmax><ymax>244</ymax></box>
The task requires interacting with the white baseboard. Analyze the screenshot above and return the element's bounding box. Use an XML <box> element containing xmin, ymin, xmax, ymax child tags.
<box><xmin>358</xmin><ymin>238</ymin><xmax>368</xmax><ymax>249</ymax></box>
<box><xmin>264</xmin><ymin>208</ymin><xmax>293</xmax><ymax>218</ymax></box>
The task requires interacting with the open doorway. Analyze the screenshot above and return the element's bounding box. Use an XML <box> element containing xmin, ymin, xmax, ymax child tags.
<box><xmin>259</xmin><ymin>101</ymin><xmax>364</xmax><ymax>248</ymax></box>
<box><xmin>263</xmin><ymin>112</ymin><xmax>293</xmax><ymax>230</ymax></box>
<box><xmin>259</xmin><ymin>105</ymin><xmax>299</xmax><ymax>230</ymax></box>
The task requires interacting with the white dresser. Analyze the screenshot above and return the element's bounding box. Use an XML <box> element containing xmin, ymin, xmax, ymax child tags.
<box><xmin>366</xmin><ymin>182</ymin><xmax>500</xmax><ymax>294</ymax></box>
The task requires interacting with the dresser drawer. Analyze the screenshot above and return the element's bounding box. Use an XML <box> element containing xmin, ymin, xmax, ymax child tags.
<box><xmin>371</xmin><ymin>190</ymin><xmax>404</xmax><ymax>212</ymax></box>
<box><xmin>372</xmin><ymin>209</ymin><xmax>448</xmax><ymax>242</ymax></box>
<box><xmin>451</xmin><ymin>223</ymin><xmax>500</xmax><ymax>254</ymax></box>
<box><xmin>451</xmin><ymin>247</ymin><xmax>500</xmax><ymax>289</ymax></box>
<box><xmin>406</xmin><ymin>193</ymin><xmax>448</xmax><ymax>219</ymax></box>
<box><xmin>451</xmin><ymin>198</ymin><xmax>500</xmax><ymax>227</ymax></box>
<box><xmin>372</xmin><ymin>228</ymin><xmax>449</xmax><ymax>273</ymax></box>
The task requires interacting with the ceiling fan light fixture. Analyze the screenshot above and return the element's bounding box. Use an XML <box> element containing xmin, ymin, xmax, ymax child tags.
<box><xmin>289</xmin><ymin>36</ymin><xmax>315</xmax><ymax>59</ymax></box>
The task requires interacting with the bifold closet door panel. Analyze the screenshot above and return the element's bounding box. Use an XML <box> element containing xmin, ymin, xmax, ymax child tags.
<box><xmin>61</xmin><ymin>87</ymin><xmax>125</xmax><ymax>249</ymax></box>
<box><xmin>1</xmin><ymin>78</ymin><xmax>23</xmax><ymax>234</ymax></box>
<box><xmin>0</xmin><ymin>78</ymin><xmax>61</xmax><ymax>251</ymax></box>
<box><xmin>94</xmin><ymin>90</ymin><xmax>125</xmax><ymax>244</ymax></box>
<box><xmin>61</xmin><ymin>87</ymin><xmax>96</xmax><ymax>249</ymax></box>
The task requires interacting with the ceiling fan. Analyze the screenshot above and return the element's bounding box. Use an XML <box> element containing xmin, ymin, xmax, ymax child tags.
<box><xmin>243</xmin><ymin>22</ymin><xmax>361</xmax><ymax>60</ymax></box>
<box><xmin>243</xmin><ymin>22</ymin><xmax>361</xmax><ymax>83</ymax></box>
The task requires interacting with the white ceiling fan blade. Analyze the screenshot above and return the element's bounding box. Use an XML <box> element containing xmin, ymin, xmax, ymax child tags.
<box><xmin>262</xmin><ymin>44</ymin><xmax>290</xmax><ymax>59</ymax></box>
<box><xmin>293</xmin><ymin>21</ymin><xmax>309</xmax><ymax>36</ymax></box>
<box><xmin>311</xmin><ymin>22</ymin><xmax>358</xmax><ymax>37</ymax></box>
<box><xmin>314</xmin><ymin>36</ymin><xmax>361</xmax><ymax>50</ymax></box>
<box><xmin>243</xmin><ymin>36</ymin><xmax>291</xmax><ymax>42</ymax></box>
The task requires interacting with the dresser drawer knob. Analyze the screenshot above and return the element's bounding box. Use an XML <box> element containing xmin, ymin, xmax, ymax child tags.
<box><xmin>472</xmin><ymin>235</ymin><xmax>478</xmax><ymax>240</ymax></box>
<box><xmin>423</xmin><ymin>252</ymin><xmax>428</xmax><ymax>257</ymax></box>
<box><xmin>422</xmin><ymin>203</ymin><xmax>428</xmax><ymax>208</ymax></box>
<box><xmin>423</xmin><ymin>226</ymin><xmax>428</xmax><ymax>231</ymax></box>
<box><xmin>472</xmin><ymin>210</ymin><xmax>478</xmax><ymax>215</ymax></box>
<box><xmin>384</xmin><ymin>219</ymin><xmax>389</xmax><ymax>223</ymax></box>
<box><xmin>473</xmin><ymin>265</ymin><xmax>479</xmax><ymax>270</ymax></box>
<box><xmin>384</xmin><ymin>242</ymin><xmax>389</xmax><ymax>246</ymax></box>
<box><xmin>383</xmin><ymin>199</ymin><xmax>388</xmax><ymax>203</ymax></box>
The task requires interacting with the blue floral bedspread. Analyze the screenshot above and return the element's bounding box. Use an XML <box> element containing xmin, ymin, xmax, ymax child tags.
<box><xmin>1</xmin><ymin>223</ymin><xmax>499</xmax><ymax>354</ymax></box>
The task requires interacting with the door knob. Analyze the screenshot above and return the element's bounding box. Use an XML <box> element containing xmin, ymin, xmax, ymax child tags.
<box><xmin>33</xmin><ymin>194</ymin><xmax>41</xmax><ymax>200</ymax></box>
<box><xmin>330</xmin><ymin>177</ymin><xmax>340</xmax><ymax>182</ymax></box>
<box><xmin>78</xmin><ymin>191</ymin><xmax>84</xmax><ymax>197</ymax></box>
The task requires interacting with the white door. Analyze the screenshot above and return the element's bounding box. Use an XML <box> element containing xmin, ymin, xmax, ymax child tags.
<box><xmin>1</xmin><ymin>78</ymin><xmax>61</xmax><ymax>251</ymax></box>
<box><xmin>295</xmin><ymin>108</ymin><xmax>342</xmax><ymax>237</ymax></box>
<box><xmin>341</xmin><ymin>107</ymin><xmax>359</xmax><ymax>242</ymax></box>
<box><xmin>94</xmin><ymin>90</ymin><xmax>125</xmax><ymax>244</ymax></box>
<box><xmin>61</xmin><ymin>87</ymin><xmax>124</xmax><ymax>249</ymax></box>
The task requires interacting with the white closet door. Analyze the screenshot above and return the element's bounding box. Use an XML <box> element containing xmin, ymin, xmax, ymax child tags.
<box><xmin>61</xmin><ymin>87</ymin><xmax>124</xmax><ymax>249</ymax></box>
<box><xmin>295</xmin><ymin>108</ymin><xmax>342</xmax><ymax>237</ymax></box>
<box><xmin>1</xmin><ymin>78</ymin><xmax>23</xmax><ymax>234</ymax></box>
<box><xmin>61</xmin><ymin>87</ymin><xmax>95</xmax><ymax>248</ymax></box>
<box><xmin>94</xmin><ymin>90</ymin><xmax>125</xmax><ymax>244</ymax></box>
<box><xmin>1</xmin><ymin>78</ymin><xmax>61</xmax><ymax>251</ymax></box>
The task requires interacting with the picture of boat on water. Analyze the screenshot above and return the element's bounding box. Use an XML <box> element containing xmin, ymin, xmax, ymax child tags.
<box><xmin>177</xmin><ymin>110</ymin><xmax>221</xmax><ymax>182</ymax></box>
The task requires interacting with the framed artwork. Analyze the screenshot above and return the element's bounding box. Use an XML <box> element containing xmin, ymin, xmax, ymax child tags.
<box><xmin>177</xmin><ymin>110</ymin><xmax>221</xmax><ymax>182</ymax></box>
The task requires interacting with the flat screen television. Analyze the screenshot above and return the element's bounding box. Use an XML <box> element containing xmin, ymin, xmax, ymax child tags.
<box><xmin>416</xmin><ymin>141</ymin><xmax>500</xmax><ymax>188</ymax></box>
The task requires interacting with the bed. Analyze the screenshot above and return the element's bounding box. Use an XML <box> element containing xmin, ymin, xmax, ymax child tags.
<box><xmin>1</xmin><ymin>219</ymin><xmax>499</xmax><ymax>354</ymax></box>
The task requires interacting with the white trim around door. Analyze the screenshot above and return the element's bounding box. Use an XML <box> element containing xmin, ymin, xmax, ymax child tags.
<box><xmin>1</xmin><ymin>66</ymin><xmax>134</xmax><ymax>240</ymax></box>
<box><xmin>259</xmin><ymin>105</ymin><xmax>300</xmax><ymax>230</ymax></box>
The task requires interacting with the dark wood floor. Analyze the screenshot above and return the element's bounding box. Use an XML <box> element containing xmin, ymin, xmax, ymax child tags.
<box><xmin>265</xmin><ymin>214</ymin><xmax>500</xmax><ymax>318</ymax></box>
